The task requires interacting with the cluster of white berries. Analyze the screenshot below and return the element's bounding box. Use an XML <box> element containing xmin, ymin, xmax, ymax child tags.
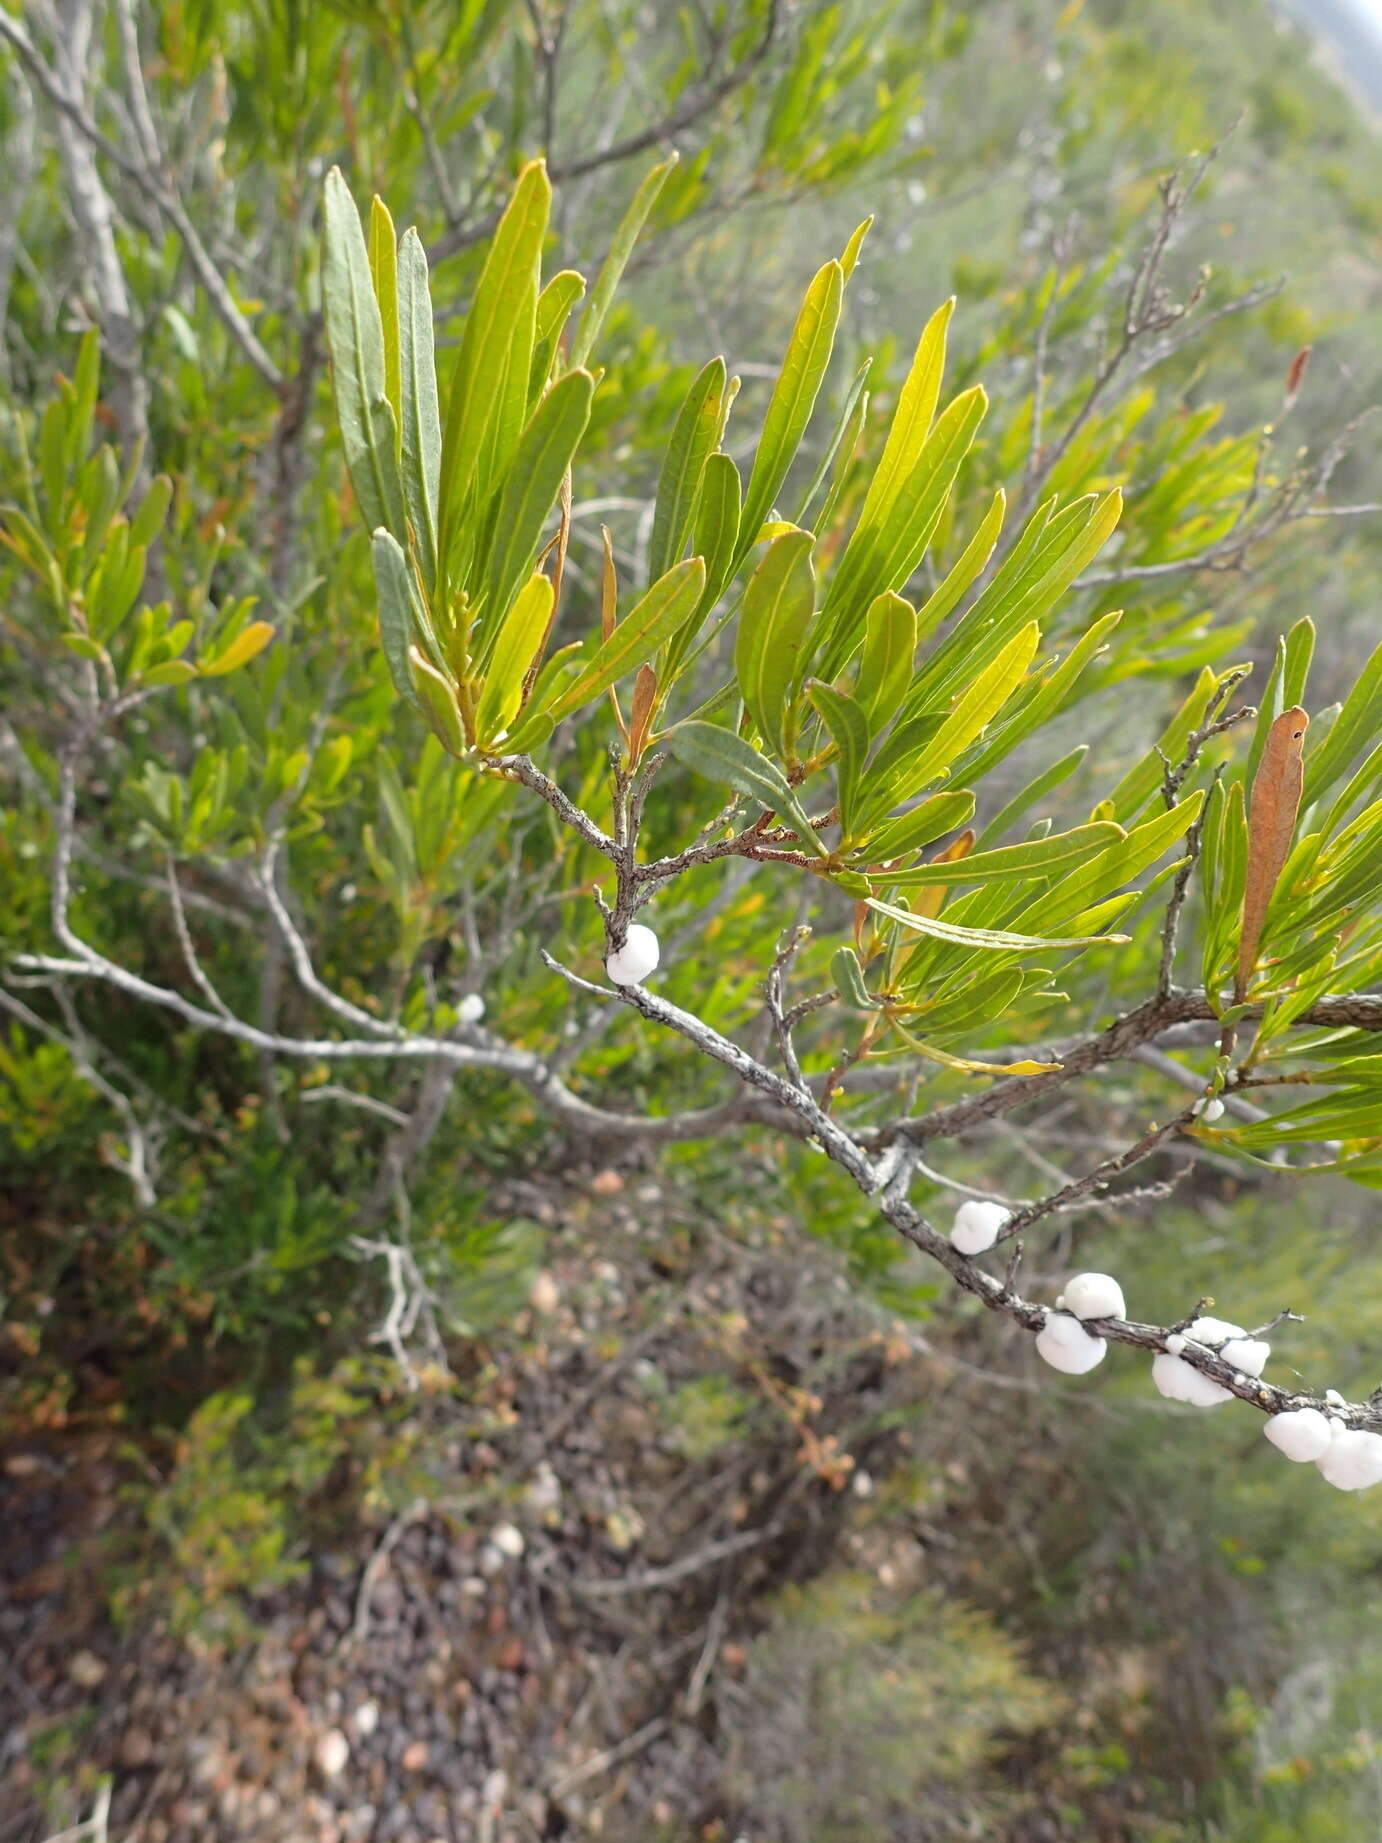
<box><xmin>605</xmin><ymin>923</ymin><xmax>660</xmax><ymax>986</ymax></box>
<box><xmin>947</xmin><ymin>1200</ymin><xmax>1379</xmax><ymax>1491</ymax></box>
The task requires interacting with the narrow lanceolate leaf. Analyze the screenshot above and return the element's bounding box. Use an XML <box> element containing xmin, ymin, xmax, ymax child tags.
<box><xmin>397</xmin><ymin>229</ymin><xmax>441</xmax><ymax>591</ymax></box>
<box><xmin>550</xmin><ymin>558</ymin><xmax>706</xmax><ymax>721</ymax></box>
<box><xmin>735</xmin><ymin>528</ymin><xmax>816</xmax><ymax>755</ymax></box>
<box><xmin>856</xmin><ymin>590</ymin><xmax>917</xmax><ymax>729</ymax></box>
<box><xmin>667</xmin><ymin>719</ymin><xmax>825</xmax><ymax>856</ymax></box>
<box><xmin>664</xmin><ymin>453</ymin><xmax>741</xmax><ymax>678</ymax></box>
<box><xmin>409</xmin><ymin>645</ymin><xmax>467</xmax><ymax>755</ymax></box>
<box><xmin>806</xmin><ymin>680</ymin><xmax>869</xmax><ymax>837</ymax></box>
<box><xmin>368</xmin><ymin>196</ymin><xmax>401</xmax><ymax>441</ymax></box>
<box><xmin>371</xmin><ymin>529</ymin><xmax>426</xmax><ymax>710</ymax></box>
<box><xmin>570</xmin><ymin>151</ymin><xmax>678</xmax><ymax>368</ymax></box>
<box><xmin>475</xmin><ymin>572</ymin><xmax>554</xmax><ymax>744</ymax></box>
<box><xmin>819</xmin><ymin>384</ymin><xmax>988</xmax><ymax>674</ymax></box>
<box><xmin>737</xmin><ymin>259</ymin><xmax>845</xmax><ymax>565</ymax></box>
<box><xmin>914</xmin><ymin>488</ymin><xmax>1005</xmax><ymax>640</ymax></box>
<box><xmin>871</xmin><ymin>821</ymin><xmax>1125</xmax><ymax>887</ymax></box>
<box><xmin>200</xmin><ymin>621</ymin><xmax>275</xmax><ymax>677</ymax></box>
<box><xmin>323</xmin><ymin>168</ymin><xmax>407</xmax><ymax>540</ymax></box>
<box><xmin>438</xmin><ymin>160</ymin><xmax>550</xmax><ymax>569</ymax></box>
<box><xmin>866</xmin><ymin>895</ymin><xmax>1126</xmax><ymax>952</ymax></box>
<box><xmin>889</xmin><ymin>1020</ymin><xmax>1060</xmax><ymax>1075</ymax></box>
<box><xmin>479</xmin><ymin>371</ymin><xmax>593</xmax><ymax>659</ymax></box>
<box><xmin>1302</xmin><ymin>631</ymin><xmax>1382</xmax><ymax>804</ymax></box>
<box><xmin>889</xmin><ymin>621</ymin><xmax>1040</xmax><ymax>802</ymax></box>
<box><xmin>1236</xmin><ymin>705</ymin><xmax>1310</xmax><ymax>999</ymax></box>
<box><xmin>854</xmin><ymin>298</ymin><xmax>954</xmax><ymax>539</ymax></box>
<box><xmin>650</xmin><ymin>358</ymin><xmax>726</xmax><ymax>583</ymax></box>
<box><xmin>832</xmin><ymin>945</ymin><xmax>877</xmax><ymax>1010</ymax></box>
<box><xmin>530</xmin><ymin>269</ymin><xmax>587</xmax><ymax>395</ymax></box>
<box><xmin>854</xmin><ymin>790</ymin><xmax>976</xmax><ymax>865</ymax></box>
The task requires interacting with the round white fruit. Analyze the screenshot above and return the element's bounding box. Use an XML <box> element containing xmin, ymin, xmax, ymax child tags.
<box><xmin>457</xmin><ymin>992</ymin><xmax>485</xmax><ymax>1024</ymax></box>
<box><xmin>1063</xmin><ymin>1272</ymin><xmax>1126</xmax><ymax>1321</ymax></box>
<box><xmin>605</xmin><ymin>924</ymin><xmax>660</xmax><ymax>986</ymax></box>
<box><xmin>1036</xmin><ymin>1312</ymin><xmax>1106</xmax><ymax>1375</ymax></box>
<box><xmin>1263</xmin><ymin>1407</ymin><xmax>1332</xmax><ymax>1463</ymax></box>
<box><xmin>1199</xmin><ymin>1097</ymin><xmax>1225</xmax><ymax>1122</ymax></box>
<box><xmin>949</xmin><ymin>1198</ymin><xmax>1009</xmax><ymax>1256</ymax></box>
<box><xmin>1151</xmin><ymin>1351</ymin><xmax>1232</xmax><ymax>1407</ymax></box>
<box><xmin>1316</xmin><ymin>1428</ymin><xmax>1382</xmax><ymax>1492</ymax></box>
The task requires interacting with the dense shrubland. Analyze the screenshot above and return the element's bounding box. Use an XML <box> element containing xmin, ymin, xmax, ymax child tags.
<box><xmin>3</xmin><ymin>1</ymin><xmax>1382</xmax><ymax>1836</ymax></box>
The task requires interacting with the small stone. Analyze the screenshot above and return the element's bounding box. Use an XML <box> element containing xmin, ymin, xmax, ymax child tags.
<box><xmin>68</xmin><ymin>1650</ymin><xmax>107</xmax><ymax>1689</ymax></box>
<box><xmin>402</xmin><ymin>1740</ymin><xmax>429</xmax><ymax>1772</ymax></box>
<box><xmin>589</xmin><ymin>1168</ymin><xmax>624</xmax><ymax>1196</ymax></box>
<box><xmin>119</xmin><ymin>1728</ymin><xmax>155</xmax><ymax>1768</ymax></box>
<box><xmin>353</xmin><ymin>1700</ymin><xmax>380</xmax><ymax>1738</ymax></box>
<box><xmin>490</xmin><ymin>1522</ymin><xmax>524</xmax><ymax>1558</ymax></box>
<box><xmin>527</xmin><ymin>1271</ymin><xmax>560</xmax><ymax>1316</ymax></box>
<box><xmin>316</xmin><ymin>1730</ymin><xmax>350</xmax><ymax>1779</ymax></box>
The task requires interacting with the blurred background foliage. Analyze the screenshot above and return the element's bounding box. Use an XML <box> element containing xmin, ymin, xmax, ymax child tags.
<box><xmin>2</xmin><ymin>0</ymin><xmax>1382</xmax><ymax>1837</ymax></box>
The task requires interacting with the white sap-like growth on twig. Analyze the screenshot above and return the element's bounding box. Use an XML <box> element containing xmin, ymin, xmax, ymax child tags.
<box><xmin>949</xmin><ymin>1198</ymin><xmax>1009</xmax><ymax>1255</ymax></box>
<box><xmin>1036</xmin><ymin>1311</ymin><xmax>1106</xmax><ymax>1374</ymax></box>
<box><xmin>1063</xmin><ymin>1272</ymin><xmax>1126</xmax><ymax>1320</ymax></box>
<box><xmin>606</xmin><ymin>923</ymin><xmax>660</xmax><ymax>986</ymax></box>
<box><xmin>1263</xmin><ymin>1407</ymin><xmax>1333</xmax><ymax>1462</ymax></box>
<box><xmin>1316</xmin><ymin>1426</ymin><xmax>1382</xmax><ymax>1491</ymax></box>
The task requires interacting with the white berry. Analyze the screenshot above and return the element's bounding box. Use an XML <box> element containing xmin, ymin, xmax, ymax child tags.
<box><xmin>1063</xmin><ymin>1272</ymin><xmax>1126</xmax><ymax>1321</ymax></box>
<box><xmin>1198</xmin><ymin>1097</ymin><xmax>1225</xmax><ymax>1122</ymax></box>
<box><xmin>1316</xmin><ymin>1428</ymin><xmax>1382</xmax><ymax>1492</ymax></box>
<box><xmin>949</xmin><ymin>1199</ymin><xmax>1009</xmax><ymax>1256</ymax></box>
<box><xmin>457</xmin><ymin>992</ymin><xmax>485</xmax><ymax>1024</ymax></box>
<box><xmin>1036</xmin><ymin>1312</ymin><xmax>1106</xmax><ymax>1375</ymax></box>
<box><xmin>605</xmin><ymin>923</ymin><xmax>660</xmax><ymax>985</ymax></box>
<box><xmin>1151</xmin><ymin>1352</ymin><xmax>1232</xmax><ymax>1407</ymax></box>
<box><xmin>1263</xmin><ymin>1408</ymin><xmax>1332</xmax><ymax>1463</ymax></box>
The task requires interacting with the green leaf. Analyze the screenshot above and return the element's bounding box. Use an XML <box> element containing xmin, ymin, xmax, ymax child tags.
<box><xmin>438</xmin><ymin>160</ymin><xmax>550</xmax><ymax>579</ymax></box>
<box><xmin>322</xmin><ymin>168</ymin><xmax>408</xmax><ymax>540</ymax></box>
<box><xmin>879</xmin><ymin>620</ymin><xmax>1039</xmax><ymax>811</ymax></box>
<box><xmin>650</xmin><ymin>358</ymin><xmax>725</xmax><ymax>582</ymax></box>
<box><xmin>832</xmin><ymin>945</ymin><xmax>876</xmax><ymax>1010</ymax></box>
<box><xmin>975</xmin><ymin>745</ymin><xmax>1088</xmax><ymax>847</ymax></box>
<box><xmin>1303</xmin><ymin>631</ymin><xmax>1382</xmax><ymax>805</ymax></box>
<box><xmin>807</xmin><ymin>680</ymin><xmax>870</xmax><ymax>836</ymax></box>
<box><xmin>667</xmin><ymin>719</ymin><xmax>825</xmax><ymax>855</ymax></box>
<box><xmin>478</xmin><ymin>369</ymin><xmax>593</xmax><ymax>653</ymax></box>
<box><xmin>397</xmin><ymin>229</ymin><xmax>442</xmax><ymax>592</ymax></box>
<box><xmin>866</xmin><ymin>895</ymin><xmax>1126</xmax><ymax>952</ymax></box>
<box><xmin>142</xmin><ymin>659</ymin><xmax>197</xmax><ymax>689</ymax></box>
<box><xmin>854</xmin><ymin>790</ymin><xmax>976</xmax><ymax>864</ymax></box>
<box><xmin>819</xmin><ymin>383</ymin><xmax>988</xmax><ymax>675</ymax></box>
<box><xmin>914</xmin><ymin>489</ymin><xmax>1006</xmax><ymax>640</ymax></box>
<box><xmin>475</xmin><ymin>572</ymin><xmax>554</xmax><ymax>745</ymax></box>
<box><xmin>368</xmin><ymin>195</ymin><xmax>401</xmax><ymax>444</ymax></box>
<box><xmin>371</xmin><ymin>529</ymin><xmax>425</xmax><ymax>711</ymax></box>
<box><xmin>409</xmin><ymin>646</ymin><xmax>467</xmax><ymax>756</ymax></box>
<box><xmin>550</xmin><ymin>557</ymin><xmax>706</xmax><ymax>721</ymax></box>
<box><xmin>530</xmin><ymin>269</ymin><xmax>586</xmax><ymax>393</ymax></box>
<box><xmin>664</xmin><ymin>453</ymin><xmax>741</xmax><ymax>679</ymax></box>
<box><xmin>872</xmin><ymin>821</ymin><xmax>1125</xmax><ymax>887</ymax></box>
<box><xmin>856</xmin><ymin>590</ymin><xmax>917</xmax><ymax>729</ymax></box>
<box><xmin>735</xmin><ymin>528</ymin><xmax>816</xmax><ymax>755</ymax></box>
<box><xmin>961</xmin><ymin>611</ymin><xmax>1121</xmax><ymax>785</ymax></box>
<box><xmin>738</xmin><ymin>259</ymin><xmax>845</xmax><ymax>564</ymax></box>
<box><xmin>200</xmin><ymin>621</ymin><xmax>275</xmax><ymax>678</ymax></box>
<box><xmin>570</xmin><ymin>152</ymin><xmax>678</xmax><ymax>368</ymax></box>
<box><xmin>795</xmin><ymin>358</ymin><xmax>872</xmax><ymax>526</ymax></box>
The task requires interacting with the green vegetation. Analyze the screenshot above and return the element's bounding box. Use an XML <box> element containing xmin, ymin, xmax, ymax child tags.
<box><xmin>2</xmin><ymin>1</ymin><xmax>1381</xmax><ymax>1837</ymax></box>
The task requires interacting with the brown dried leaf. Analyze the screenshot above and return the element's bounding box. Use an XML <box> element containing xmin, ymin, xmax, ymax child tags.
<box><xmin>1236</xmin><ymin>705</ymin><xmax>1309</xmax><ymax>999</ymax></box>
